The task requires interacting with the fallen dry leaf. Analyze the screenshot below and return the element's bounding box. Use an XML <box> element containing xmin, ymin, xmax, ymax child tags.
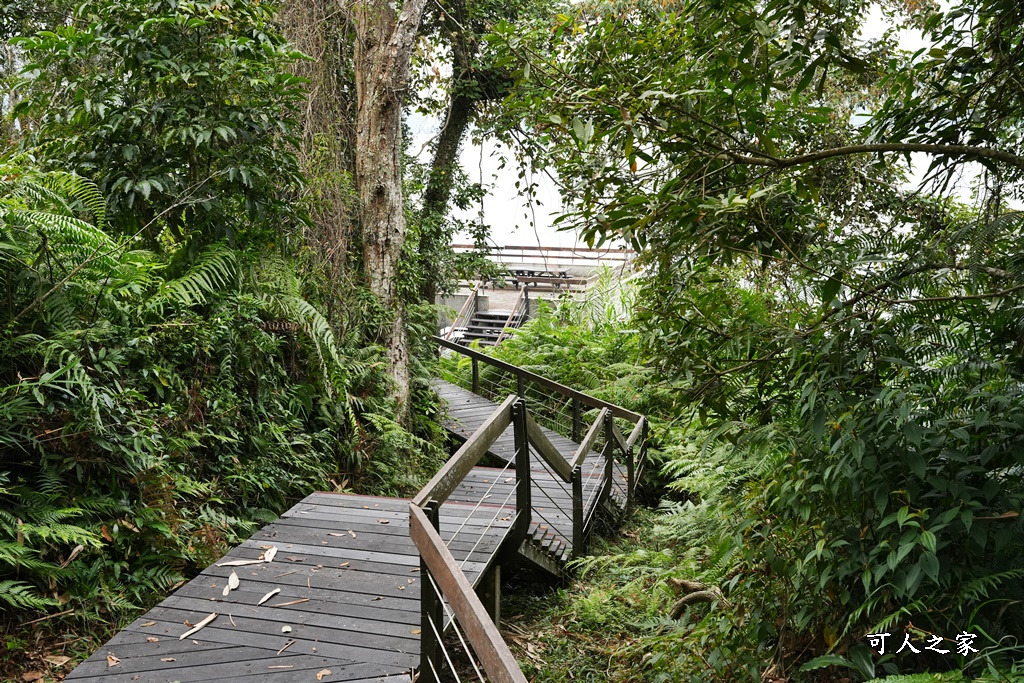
<box><xmin>376</xmin><ymin>519</ymin><xmax>389</xmax><ymax>525</ymax></box>
<box><xmin>22</xmin><ymin>671</ymin><xmax>43</xmax><ymax>682</ymax></box>
<box><xmin>179</xmin><ymin>612</ymin><xmax>217</xmax><ymax>640</ymax></box>
<box><xmin>160</xmin><ymin>658</ymin><xmax>176</xmax><ymax>662</ymax></box>
<box><xmin>317</xmin><ymin>669</ymin><xmax>332</xmax><ymax>681</ymax></box>
<box><xmin>281</xmin><ymin>625</ymin><xmax>292</xmax><ymax>633</ymax></box>
<box><xmin>257</xmin><ymin>588</ymin><xmax>281</xmax><ymax>606</ymax></box>
<box><xmin>326</xmin><ymin>532</ymin><xmax>345</xmax><ymax>537</ymax></box>
<box><xmin>107</xmin><ymin>654</ymin><xmax>121</xmax><ymax>667</ymax></box>
<box><xmin>216</xmin><ymin>559</ymin><xmax>264</xmax><ymax>567</ymax></box>
<box><xmin>348</xmin><ymin>530</ymin><xmax>356</xmax><ymax>538</ymax></box>
<box><xmin>339</xmin><ymin>562</ymin><xmax>350</xmax><ymax>568</ymax></box>
<box><xmin>264</xmin><ymin>546</ymin><xmax>278</xmax><ymax>563</ymax></box>
<box><xmin>146</xmin><ymin>637</ymin><xmax>159</xmax><ymax>643</ymax></box>
<box><xmin>268</xmin><ymin>665</ymin><xmax>294</xmax><ymax>669</ymax></box>
<box><xmin>141</xmin><ymin>621</ymin><xmax>157</xmax><ymax>627</ymax></box>
<box><xmin>43</xmin><ymin>655</ymin><xmax>71</xmax><ymax>667</ymax></box>
<box><xmin>270</xmin><ymin>598</ymin><xmax>310</xmax><ymax>607</ymax></box>
<box><xmin>411</xmin><ymin>629</ymin><xmax>421</xmax><ymax>635</ymax></box>
<box><xmin>228</xmin><ymin>571</ymin><xmax>240</xmax><ymax>590</ymax></box>
<box><xmin>286</xmin><ymin>556</ymin><xmax>304</xmax><ymax>562</ymax></box>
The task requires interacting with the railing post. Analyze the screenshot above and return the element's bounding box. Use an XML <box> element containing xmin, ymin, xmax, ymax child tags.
<box><xmin>602</xmin><ymin>414</ymin><xmax>614</xmax><ymax>506</ymax></box>
<box><xmin>571</xmin><ymin>398</ymin><xmax>581</xmax><ymax>443</ymax></box>
<box><xmin>512</xmin><ymin>399</ymin><xmax>530</xmax><ymax>540</ymax></box>
<box><xmin>419</xmin><ymin>500</ymin><xmax>443</xmax><ymax>683</ymax></box>
<box><xmin>571</xmin><ymin>465</ymin><xmax>584</xmax><ymax>557</ymax></box>
<box><xmin>472</xmin><ymin>357</ymin><xmax>479</xmax><ymax>394</ymax></box>
<box><xmin>516</xmin><ymin>375</ymin><xmax>524</xmax><ymax>399</ymax></box>
<box><xmin>626</xmin><ymin>444</ymin><xmax>635</xmax><ymax>512</ymax></box>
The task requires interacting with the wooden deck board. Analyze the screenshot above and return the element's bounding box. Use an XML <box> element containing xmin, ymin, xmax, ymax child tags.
<box><xmin>64</xmin><ymin>494</ymin><xmax>501</xmax><ymax>683</ymax></box>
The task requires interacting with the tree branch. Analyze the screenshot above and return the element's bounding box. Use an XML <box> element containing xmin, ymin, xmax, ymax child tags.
<box><xmin>720</xmin><ymin>143</ymin><xmax>1024</xmax><ymax>170</ymax></box>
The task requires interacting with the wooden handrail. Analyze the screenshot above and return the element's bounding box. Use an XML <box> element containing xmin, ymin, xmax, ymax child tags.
<box><xmin>409</xmin><ymin>506</ymin><xmax>528</xmax><ymax>683</ymax></box>
<box><xmin>435</xmin><ymin>335</ymin><xmax>643</xmax><ymax>422</ymax></box>
<box><xmin>570</xmin><ymin>407</ymin><xmax>608</xmax><ymax>471</ymax></box>
<box><xmin>610</xmin><ymin>421</ymin><xmax>629</xmax><ymax>455</ymax></box>
<box><xmin>526</xmin><ymin>414</ymin><xmax>572</xmax><ymax>482</ymax></box>
<box><xmin>412</xmin><ymin>395</ymin><xmax>517</xmax><ymax>507</ymax></box>
<box><xmin>626</xmin><ymin>417</ymin><xmax>645</xmax><ymax>449</ymax></box>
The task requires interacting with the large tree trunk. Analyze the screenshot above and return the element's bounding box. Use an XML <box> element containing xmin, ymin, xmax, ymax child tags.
<box><xmin>353</xmin><ymin>0</ymin><xmax>426</xmax><ymax>421</ymax></box>
<box><xmin>279</xmin><ymin>0</ymin><xmax>357</xmax><ymax>323</ymax></box>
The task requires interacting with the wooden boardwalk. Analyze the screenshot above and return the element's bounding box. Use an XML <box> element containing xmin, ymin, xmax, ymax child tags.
<box><xmin>64</xmin><ymin>376</ymin><xmax>638</xmax><ymax>683</ymax></box>
<box><xmin>434</xmin><ymin>378</ymin><xmax>629</xmax><ymax>556</ymax></box>
<box><xmin>64</xmin><ymin>494</ymin><xmax>510</xmax><ymax>683</ymax></box>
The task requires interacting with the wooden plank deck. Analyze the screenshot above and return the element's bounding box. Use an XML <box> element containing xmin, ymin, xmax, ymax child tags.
<box><xmin>64</xmin><ymin>494</ymin><xmax>511</xmax><ymax>683</ymax></box>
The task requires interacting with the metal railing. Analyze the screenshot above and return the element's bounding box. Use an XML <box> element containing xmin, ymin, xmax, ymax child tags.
<box><xmin>495</xmin><ymin>287</ymin><xmax>529</xmax><ymax>345</ymax></box>
<box><xmin>410</xmin><ymin>396</ymin><xmax>530</xmax><ymax>683</ymax></box>
<box><xmin>436</xmin><ymin>335</ymin><xmax>650</xmax><ymax>511</ymax></box>
<box><xmin>445</xmin><ymin>280</ymin><xmax>485</xmax><ymax>341</ymax></box>
<box><xmin>416</xmin><ymin>343</ymin><xmax>650</xmax><ymax>681</ymax></box>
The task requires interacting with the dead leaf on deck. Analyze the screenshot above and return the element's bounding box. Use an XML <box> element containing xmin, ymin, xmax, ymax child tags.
<box><xmin>106</xmin><ymin>654</ymin><xmax>121</xmax><ymax>667</ymax></box>
<box><xmin>270</xmin><ymin>598</ymin><xmax>310</xmax><ymax>607</ymax></box>
<box><xmin>146</xmin><ymin>637</ymin><xmax>159</xmax><ymax>643</ymax></box>
<box><xmin>179</xmin><ymin>612</ymin><xmax>217</xmax><ymax>640</ymax></box>
<box><xmin>376</xmin><ymin>519</ymin><xmax>389</xmax><ymax>524</ymax></box>
<box><xmin>264</xmin><ymin>546</ymin><xmax>278</xmax><ymax>563</ymax></box>
<box><xmin>141</xmin><ymin>621</ymin><xmax>157</xmax><ymax>627</ymax></box>
<box><xmin>258</xmin><ymin>588</ymin><xmax>281</xmax><ymax>606</ymax></box>
<box><xmin>316</xmin><ymin>669</ymin><xmax>332</xmax><ymax>680</ymax></box>
<box><xmin>411</xmin><ymin>629</ymin><xmax>421</xmax><ymax>635</ymax></box>
<box><xmin>217</xmin><ymin>559</ymin><xmax>264</xmax><ymax>567</ymax></box>
<box><xmin>160</xmin><ymin>658</ymin><xmax>176</xmax><ymax>662</ymax></box>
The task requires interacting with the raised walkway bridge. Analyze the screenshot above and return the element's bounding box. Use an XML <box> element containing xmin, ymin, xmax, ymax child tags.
<box><xmin>63</xmin><ymin>338</ymin><xmax>649</xmax><ymax>683</ymax></box>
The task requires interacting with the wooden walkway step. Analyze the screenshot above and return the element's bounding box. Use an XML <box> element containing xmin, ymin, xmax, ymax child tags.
<box><xmin>64</xmin><ymin>494</ymin><xmax>510</xmax><ymax>683</ymax></box>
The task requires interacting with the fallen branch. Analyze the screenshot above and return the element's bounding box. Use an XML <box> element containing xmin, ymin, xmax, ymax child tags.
<box><xmin>666</xmin><ymin>578</ymin><xmax>729</xmax><ymax>619</ymax></box>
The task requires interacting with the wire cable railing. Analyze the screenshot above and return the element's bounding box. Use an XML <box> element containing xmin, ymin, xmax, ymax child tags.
<box><xmin>414</xmin><ymin>342</ymin><xmax>650</xmax><ymax>682</ymax></box>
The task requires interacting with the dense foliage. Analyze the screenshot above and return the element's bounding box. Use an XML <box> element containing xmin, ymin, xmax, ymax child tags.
<box><xmin>0</xmin><ymin>0</ymin><xmax>443</xmax><ymax>670</ymax></box>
